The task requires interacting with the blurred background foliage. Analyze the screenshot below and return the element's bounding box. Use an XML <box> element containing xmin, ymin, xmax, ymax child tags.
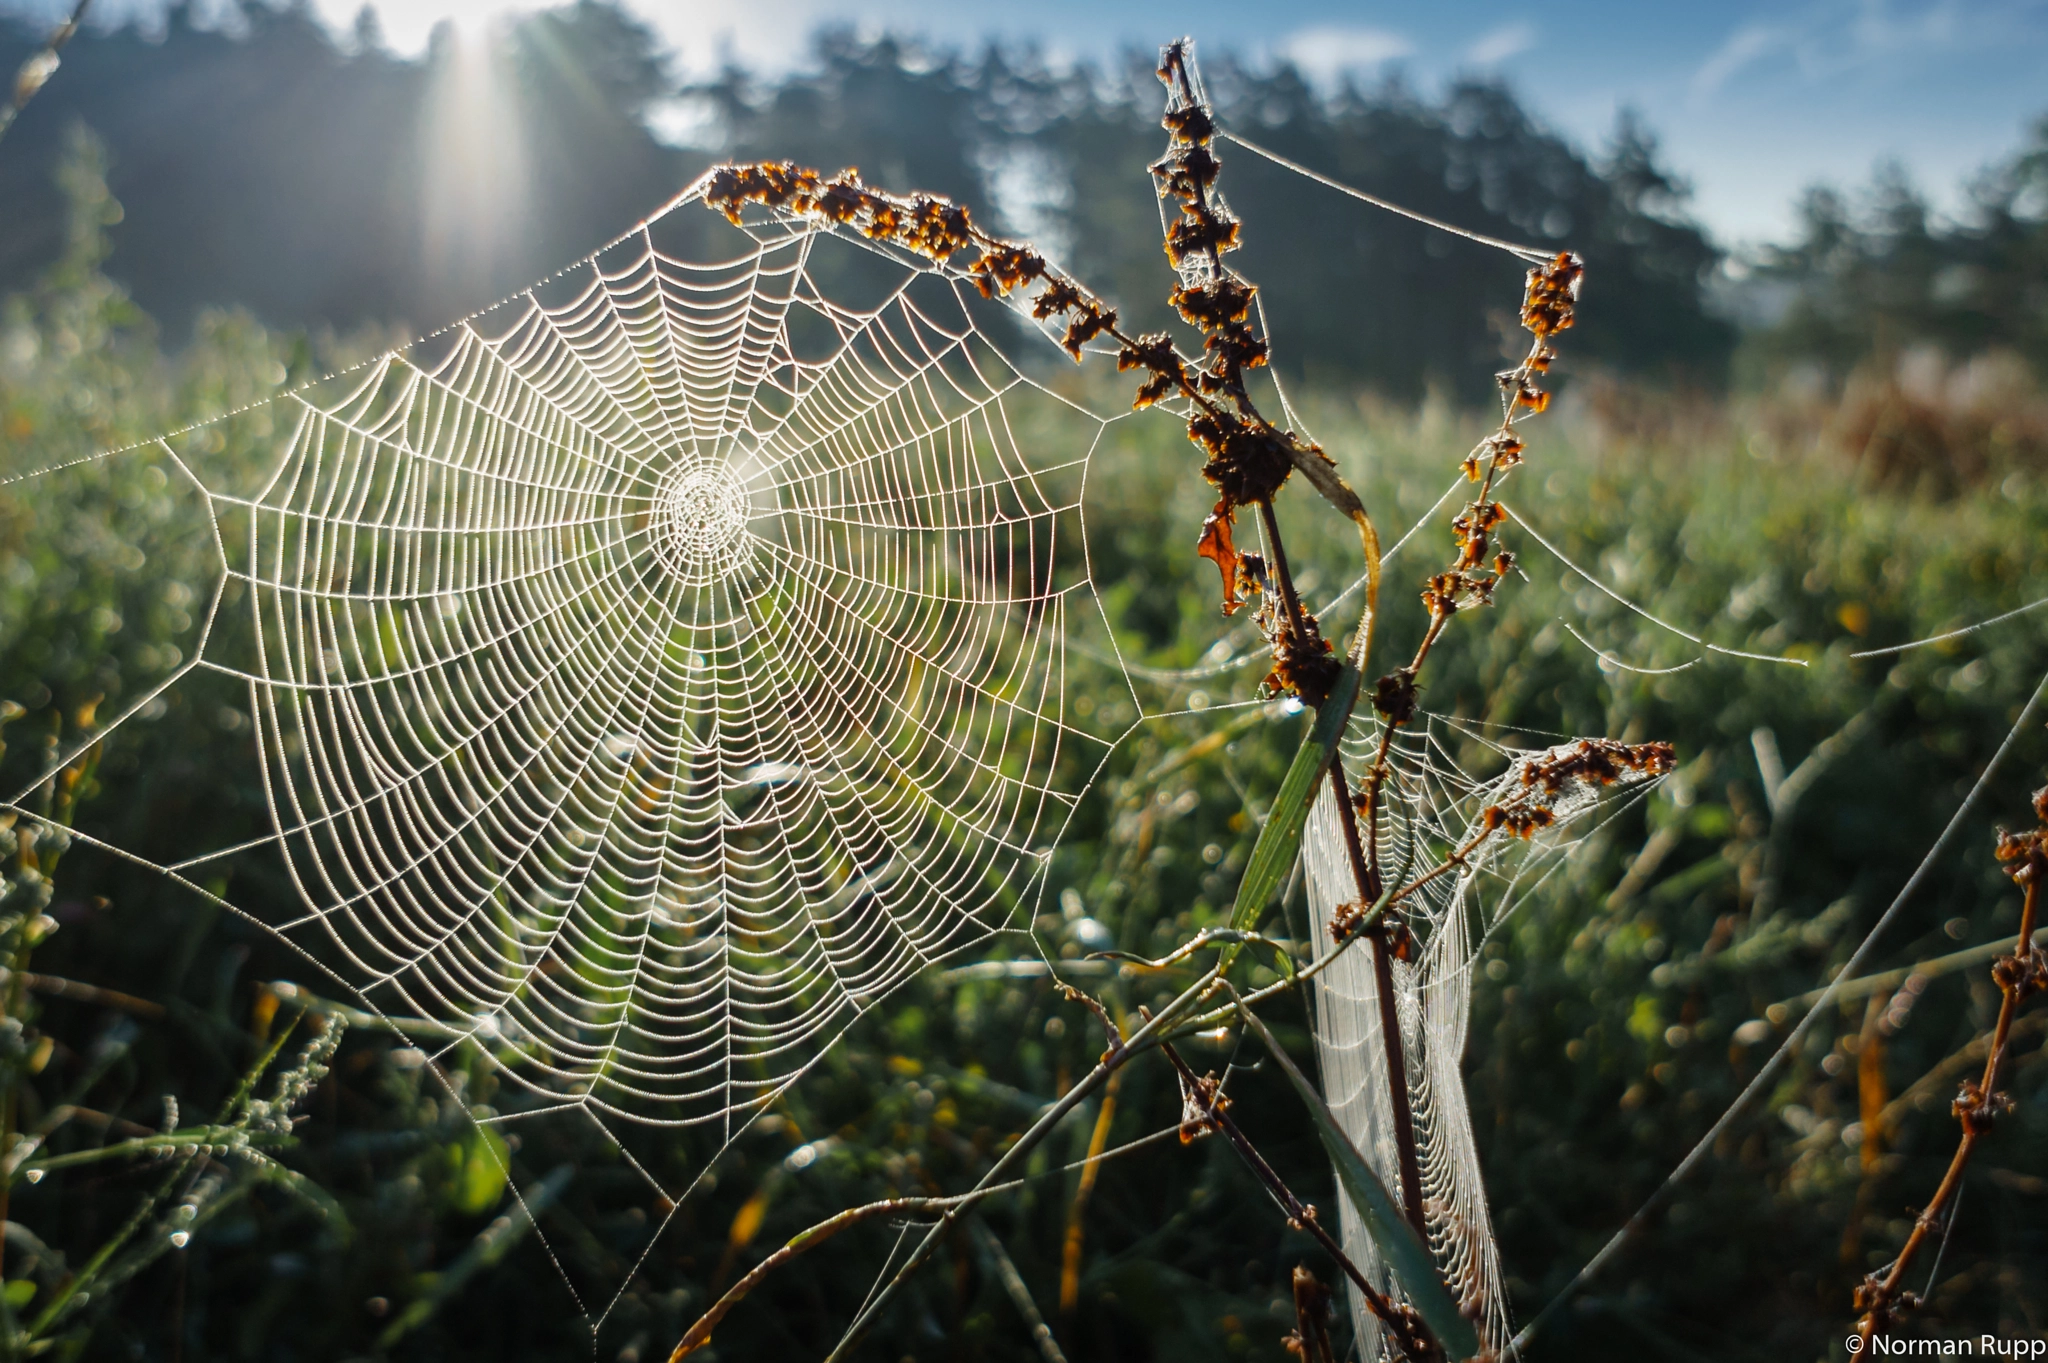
<box><xmin>0</xmin><ymin>4</ymin><xmax>2046</xmax><ymax>1361</ymax></box>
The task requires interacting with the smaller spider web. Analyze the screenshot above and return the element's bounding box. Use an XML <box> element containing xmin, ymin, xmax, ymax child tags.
<box><xmin>1303</xmin><ymin>715</ymin><xmax>1668</xmax><ymax>1360</ymax></box>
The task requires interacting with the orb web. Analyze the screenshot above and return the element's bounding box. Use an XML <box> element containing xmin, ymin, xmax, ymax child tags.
<box><xmin>13</xmin><ymin>186</ymin><xmax>1126</xmax><ymax>1146</ymax></box>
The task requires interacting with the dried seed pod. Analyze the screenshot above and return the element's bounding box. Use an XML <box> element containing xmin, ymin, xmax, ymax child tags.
<box><xmin>968</xmin><ymin>244</ymin><xmax>1046</xmax><ymax>299</ymax></box>
<box><xmin>1168</xmin><ymin>278</ymin><xmax>1255</xmax><ymax>328</ymax></box>
<box><xmin>1520</xmin><ymin>738</ymin><xmax>1677</xmax><ymax>795</ymax></box>
<box><xmin>1521</xmin><ymin>251</ymin><xmax>1584</xmax><ymax>338</ymax></box>
<box><xmin>1372</xmin><ymin>667</ymin><xmax>1418</xmax><ymax>723</ymax></box>
<box><xmin>1032</xmin><ymin>283</ymin><xmax>1091</xmax><ymax>332</ymax></box>
<box><xmin>1166</xmin><ymin>205</ymin><xmax>1241</xmax><ymax>264</ymax></box>
<box><xmin>1117</xmin><ymin>333</ymin><xmax>1184</xmax><ymax>409</ymax></box>
<box><xmin>1160</xmin><ymin>101</ymin><xmax>1216</xmax><ymax>145</ymax></box>
<box><xmin>1481</xmin><ymin>739</ymin><xmax>1676</xmax><ymax>840</ymax></box>
<box><xmin>1152</xmin><ymin>143</ymin><xmax>1221</xmax><ymax>201</ymax></box>
<box><xmin>1060</xmin><ymin>306</ymin><xmax>1117</xmax><ymax>360</ymax></box>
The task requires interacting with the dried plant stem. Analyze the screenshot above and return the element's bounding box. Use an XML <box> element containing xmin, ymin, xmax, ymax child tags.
<box><xmin>1851</xmin><ymin>857</ymin><xmax>2044</xmax><ymax>1349</ymax></box>
<box><xmin>1287</xmin><ymin>1265</ymin><xmax>1341</xmax><ymax>1363</ymax></box>
<box><xmin>1171</xmin><ymin>898</ymin><xmax>1416</xmax><ymax>1038</ymax></box>
<box><xmin>0</xmin><ymin>968</ymin><xmax>165</xmax><ymax>1018</ymax></box>
<box><xmin>1156</xmin><ymin>1038</ymin><xmax>1441</xmax><ymax>1362</ymax></box>
<box><xmin>1161</xmin><ymin>824</ymin><xmax>1500</xmax><ymax>1042</ymax></box>
<box><xmin>1384</xmin><ymin>831</ymin><xmax>1494</xmax><ymax>907</ymax></box>
<box><xmin>1326</xmin><ymin>759</ymin><xmax>1426</xmax><ymax>1235</ymax></box>
<box><xmin>1149</xmin><ymin>40</ymin><xmax>1433</xmax><ymax>1247</ymax></box>
<box><xmin>668</xmin><ymin>1196</ymin><xmax>966</xmax><ymax>1359</ymax></box>
<box><xmin>1877</xmin><ymin>1009</ymin><xmax>2047</xmax><ymax>1134</ymax></box>
<box><xmin>1361</xmin><ymin>612</ymin><xmax>1451</xmax><ymax>885</ymax></box>
<box><xmin>1358</xmin><ymin>424</ymin><xmax>1512</xmax><ymax>886</ymax></box>
<box><xmin>1058</xmin><ymin>1069</ymin><xmax>1121</xmax><ymax>1322</ymax></box>
<box><xmin>669</xmin><ymin>1122</ymin><xmax>1189</xmax><ymax>1360</ymax></box>
<box><xmin>814</xmin><ymin>968</ymin><xmax>1223</xmax><ymax>1363</ymax></box>
<box><xmin>1365</xmin><ymin>935</ymin><xmax>1424</xmax><ymax>1229</ymax></box>
<box><xmin>969</xmin><ymin>1215</ymin><xmax>1070</xmax><ymax>1363</ymax></box>
<box><xmin>1357</xmin><ymin>285</ymin><xmax>1565</xmax><ymax>886</ymax></box>
<box><xmin>1253</xmin><ymin>497</ymin><xmax>1316</xmax><ymax>670</ymax></box>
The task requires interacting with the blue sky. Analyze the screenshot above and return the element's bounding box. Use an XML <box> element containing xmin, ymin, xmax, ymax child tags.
<box><xmin>15</xmin><ymin>0</ymin><xmax>2048</xmax><ymax>244</ymax></box>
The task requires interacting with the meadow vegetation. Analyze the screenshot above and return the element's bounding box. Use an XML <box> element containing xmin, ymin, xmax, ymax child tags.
<box><xmin>0</xmin><ymin>14</ymin><xmax>2046</xmax><ymax>1362</ymax></box>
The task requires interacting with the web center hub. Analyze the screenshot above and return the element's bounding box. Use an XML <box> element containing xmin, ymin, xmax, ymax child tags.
<box><xmin>649</xmin><ymin>462</ymin><xmax>752</xmax><ymax>585</ymax></box>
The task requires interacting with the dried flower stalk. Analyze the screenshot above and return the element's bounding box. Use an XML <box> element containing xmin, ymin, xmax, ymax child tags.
<box><xmin>1849</xmin><ymin>783</ymin><xmax>2048</xmax><ymax>1348</ymax></box>
<box><xmin>1355</xmin><ymin>252</ymin><xmax>1584</xmax><ymax>893</ymax></box>
<box><xmin>698</xmin><ymin>41</ymin><xmax>1604</xmax><ymax>1359</ymax></box>
<box><xmin>1158</xmin><ymin>1035</ymin><xmax>1444</xmax><ymax>1362</ymax></box>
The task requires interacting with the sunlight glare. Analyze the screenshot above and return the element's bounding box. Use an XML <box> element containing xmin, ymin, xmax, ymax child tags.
<box><xmin>417</xmin><ymin>14</ymin><xmax>530</xmax><ymax>299</ymax></box>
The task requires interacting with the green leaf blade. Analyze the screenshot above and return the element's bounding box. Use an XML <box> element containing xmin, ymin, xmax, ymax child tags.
<box><xmin>1224</xmin><ymin>665</ymin><xmax>1360</xmax><ymax>971</ymax></box>
<box><xmin>1242</xmin><ymin>1004</ymin><xmax>1480</xmax><ymax>1359</ymax></box>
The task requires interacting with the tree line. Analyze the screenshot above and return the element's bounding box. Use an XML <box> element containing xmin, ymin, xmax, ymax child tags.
<box><xmin>0</xmin><ymin>2</ymin><xmax>2043</xmax><ymax>396</ymax></box>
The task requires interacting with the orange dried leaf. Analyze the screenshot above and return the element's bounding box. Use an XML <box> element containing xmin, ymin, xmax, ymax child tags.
<box><xmin>1197</xmin><ymin>502</ymin><xmax>1246</xmax><ymax>615</ymax></box>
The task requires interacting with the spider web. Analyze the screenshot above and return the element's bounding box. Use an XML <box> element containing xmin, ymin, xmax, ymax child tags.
<box><xmin>1295</xmin><ymin>716</ymin><xmax>1665</xmax><ymax>1360</ymax></box>
<box><xmin>3</xmin><ymin>180</ymin><xmax>1141</xmax><ymax>1320</ymax></box>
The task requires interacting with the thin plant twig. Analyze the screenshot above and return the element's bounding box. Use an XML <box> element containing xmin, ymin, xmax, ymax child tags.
<box><xmin>1155</xmin><ymin>1035</ymin><xmax>1441</xmax><ymax>1362</ymax></box>
<box><xmin>1057</xmin><ymin>1069</ymin><xmax>1120</xmax><ymax>1324</ymax></box>
<box><xmin>1286</xmin><ymin>1264</ymin><xmax>1341</xmax><ymax>1363</ymax></box>
<box><xmin>1849</xmin><ymin>783</ymin><xmax>2048</xmax><ymax>1348</ymax></box>
<box><xmin>669</xmin><ymin>1196</ymin><xmax>967</xmax><ymax>1359</ymax></box>
<box><xmin>667</xmin><ymin>1122</ymin><xmax>1187</xmax><ymax>1359</ymax></box>
<box><xmin>1323</xmin><ymin>756</ymin><xmax>1426</xmax><ymax>1233</ymax></box>
<box><xmin>1513</xmin><ymin>667</ymin><xmax>2048</xmax><ymax>1354</ymax></box>
<box><xmin>815</xmin><ymin>969</ymin><xmax>1224</xmax><ymax>1362</ymax></box>
<box><xmin>1148</xmin><ymin>35</ymin><xmax>1436</xmax><ymax>1239</ymax></box>
<box><xmin>969</xmin><ymin>1215</ymin><xmax>1070</xmax><ymax>1363</ymax></box>
<box><xmin>0</xmin><ymin>968</ymin><xmax>165</xmax><ymax>1018</ymax></box>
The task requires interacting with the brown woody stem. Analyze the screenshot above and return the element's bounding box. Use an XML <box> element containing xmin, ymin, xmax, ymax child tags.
<box><xmin>1153</xmin><ymin>44</ymin><xmax>1429</xmax><ymax>1251</ymax></box>
<box><xmin>1058</xmin><ymin>1068</ymin><xmax>1122</xmax><ymax>1323</ymax></box>
<box><xmin>1254</xmin><ymin>497</ymin><xmax>1317</xmax><ymax>681</ymax></box>
<box><xmin>1156</xmin><ymin>1037</ymin><xmax>1438</xmax><ymax>1362</ymax></box>
<box><xmin>1358</xmin><ymin>340</ymin><xmax>1527</xmax><ymax>886</ymax></box>
<box><xmin>1362</xmin><ymin>609</ymin><xmax>1452</xmax><ymax>889</ymax></box>
<box><xmin>1327</xmin><ymin>759</ymin><xmax>1427</xmax><ymax>1235</ymax></box>
<box><xmin>1852</xmin><ymin>865</ymin><xmax>2042</xmax><ymax>1349</ymax></box>
<box><xmin>669</xmin><ymin>1197</ymin><xmax>963</xmax><ymax>1359</ymax></box>
<box><xmin>818</xmin><ymin>968</ymin><xmax>1222</xmax><ymax>1362</ymax></box>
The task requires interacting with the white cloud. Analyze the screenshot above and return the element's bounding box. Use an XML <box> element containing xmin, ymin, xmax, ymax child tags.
<box><xmin>1691</xmin><ymin>22</ymin><xmax>1783</xmax><ymax>96</ymax></box>
<box><xmin>1274</xmin><ymin>23</ymin><xmax>1412</xmax><ymax>83</ymax></box>
<box><xmin>1463</xmin><ymin>21</ymin><xmax>1533</xmax><ymax>66</ymax></box>
<box><xmin>1690</xmin><ymin>0</ymin><xmax>1985</xmax><ymax>99</ymax></box>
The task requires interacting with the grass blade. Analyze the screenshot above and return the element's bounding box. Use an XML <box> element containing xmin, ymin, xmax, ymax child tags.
<box><xmin>1238</xmin><ymin>1002</ymin><xmax>1479</xmax><ymax>1359</ymax></box>
<box><xmin>1224</xmin><ymin>664</ymin><xmax>1360</xmax><ymax>970</ymax></box>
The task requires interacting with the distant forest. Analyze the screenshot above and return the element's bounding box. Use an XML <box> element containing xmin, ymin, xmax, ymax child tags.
<box><xmin>2</xmin><ymin>1</ymin><xmax>2044</xmax><ymax>394</ymax></box>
